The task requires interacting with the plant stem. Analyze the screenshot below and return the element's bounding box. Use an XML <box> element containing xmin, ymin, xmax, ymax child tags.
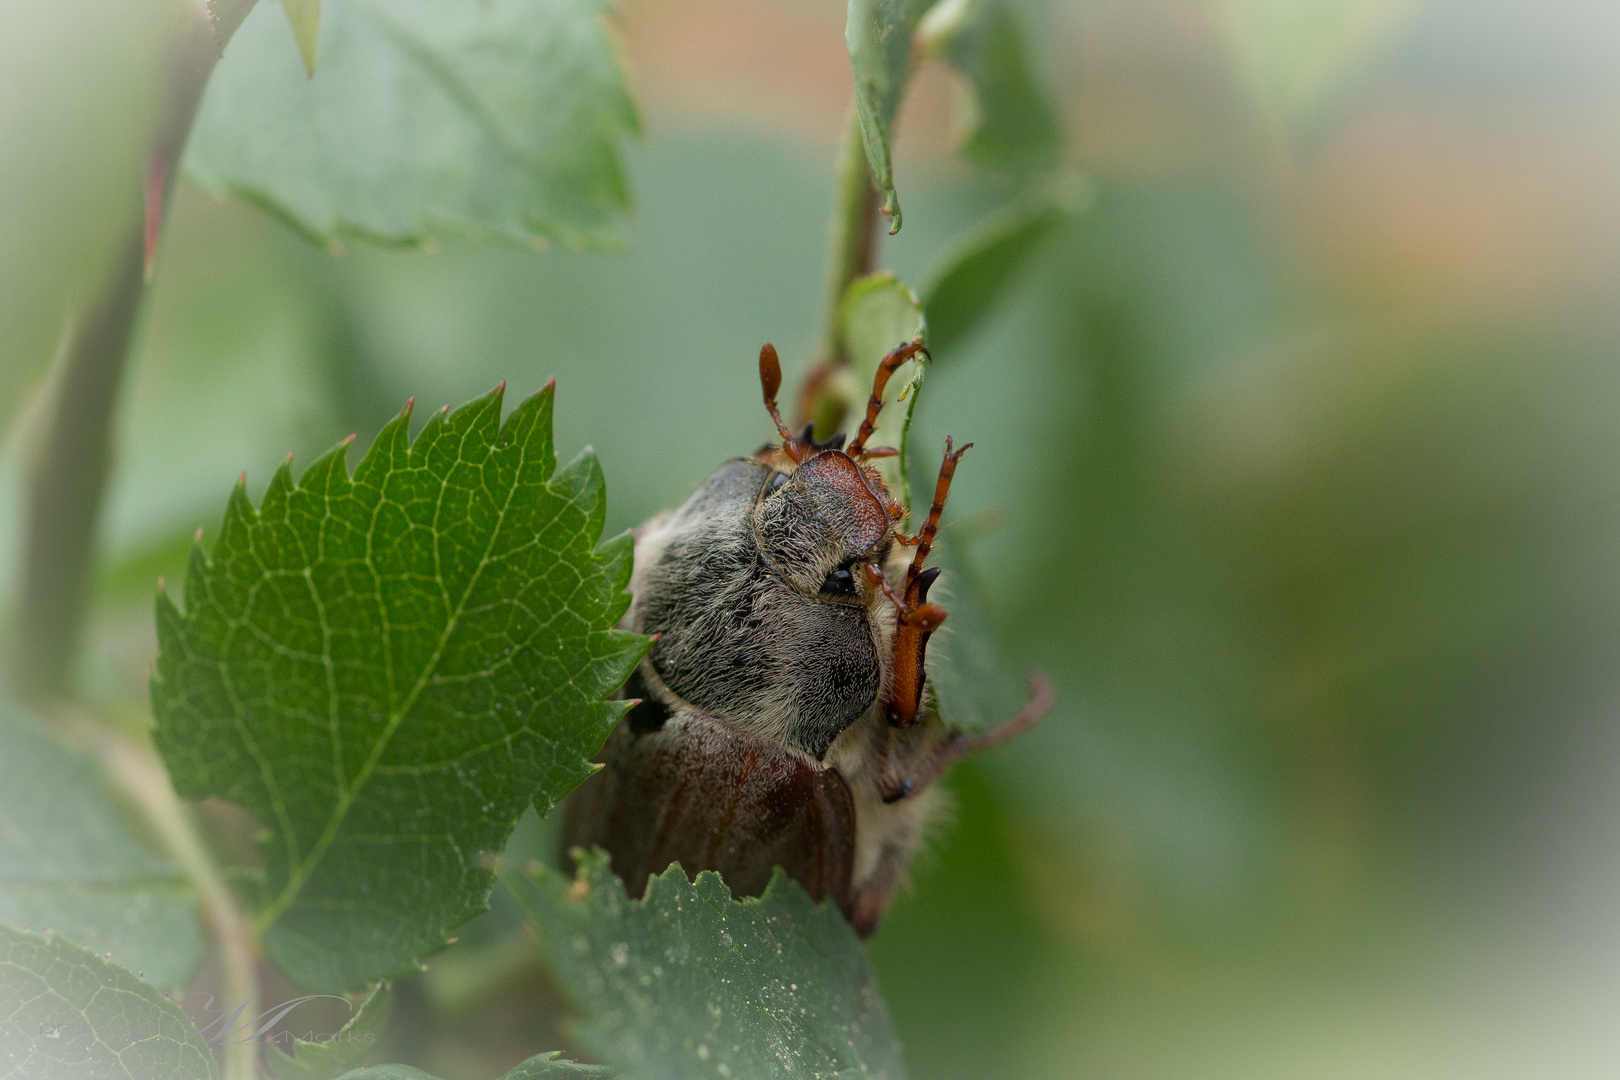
<box><xmin>92</xmin><ymin>723</ymin><xmax>260</xmax><ymax>1080</ymax></box>
<box><xmin>12</xmin><ymin>0</ymin><xmax>257</xmax><ymax>699</ymax></box>
<box><xmin>798</xmin><ymin>106</ymin><xmax>882</xmax><ymax>438</ymax></box>
<box><xmin>821</xmin><ymin>106</ymin><xmax>883</xmax><ymax>363</ymax></box>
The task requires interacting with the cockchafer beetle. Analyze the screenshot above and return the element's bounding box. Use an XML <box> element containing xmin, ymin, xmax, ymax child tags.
<box><xmin>563</xmin><ymin>341</ymin><xmax>1050</xmax><ymax>935</ymax></box>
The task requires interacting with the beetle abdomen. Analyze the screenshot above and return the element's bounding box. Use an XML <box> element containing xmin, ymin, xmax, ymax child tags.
<box><xmin>562</xmin><ymin>708</ymin><xmax>856</xmax><ymax>912</ymax></box>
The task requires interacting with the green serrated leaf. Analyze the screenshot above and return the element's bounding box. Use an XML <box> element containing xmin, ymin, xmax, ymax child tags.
<box><xmin>507</xmin><ymin>852</ymin><xmax>907</xmax><ymax>1080</ymax></box>
<box><xmin>919</xmin><ymin>0</ymin><xmax>1060</xmax><ymax>170</ymax></box>
<box><xmin>921</xmin><ymin>173</ymin><xmax>1091</xmax><ymax>357</ymax></box>
<box><xmin>330</xmin><ymin>1053</ymin><xmax>610</xmax><ymax>1080</ymax></box>
<box><xmin>846</xmin><ymin>0</ymin><xmax>937</xmax><ymax>234</ymax></box>
<box><xmin>280</xmin><ymin>0</ymin><xmax>321</xmax><ymax>77</ymax></box>
<box><xmin>185</xmin><ymin>0</ymin><xmax>640</xmax><ymax>252</ymax></box>
<box><xmin>266</xmin><ymin>983</ymin><xmax>391</xmax><ymax>1080</ymax></box>
<box><xmin>926</xmin><ymin>531</ymin><xmax>1026</xmax><ymax>736</ymax></box>
<box><xmin>151</xmin><ymin>383</ymin><xmax>649</xmax><ymax>993</ymax></box>
<box><xmin>0</xmin><ymin>708</ymin><xmax>204</xmax><ymax>991</ymax></box>
<box><xmin>0</xmin><ymin>923</ymin><xmax>220</xmax><ymax>1080</ymax></box>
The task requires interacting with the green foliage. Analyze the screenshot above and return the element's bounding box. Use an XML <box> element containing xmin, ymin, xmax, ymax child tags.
<box><xmin>186</xmin><ymin>0</ymin><xmax>639</xmax><ymax>252</ymax></box>
<box><xmin>150</xmin><ymin>383</ymin><xmax>647</xmax><ymax>992</ymax></box>
<box><xmin>838</xmin><ymin>272</ymin><xmax>927</xmax><ymax>507</ymax></box>
<box><xmin>846</xmin><ymin>0</ymin><xmax>936</xmax><ymax>234</ymax></box>
<box><xmin>921</xmin><ymin>174</ymin><xmax>1089</xmax><ymax>357</ymax></box>
<box><xmin>925</xmin><ymin>533</ymin><xmax>1026</xmax><ymax>736</ymax></box>
<box><xmin>0</xmin><ymin>708</ymin><xmax>204</xmax><ymax>991</ymax></box>
<box><xmin>330</xmin><ymin>1055</ymin><xmax>610</xmax><ymax>1080</ymax></box>
<box><xmin>266</xmin><ymin>983</ymin><xmax>392</xmax><ymax>1080</ymax></box>
<box><xmin>507</xmin><ymin>853</ymin><xmax>908</xmax><ymax>1080</ymax></box>
<box><xmin>279</xmin><ymin>0</ymin><xmax>322</xmax><ymax>77</ymax></box>
<box><xmin>0</xmin><ymin>923</ymin><xmax>219</xmax><ymax>1080</ymax></box>
<box><xmin>919</xmin><ymin>0</ymin><xmax>1060</xmax><ymax>170</ymax></box>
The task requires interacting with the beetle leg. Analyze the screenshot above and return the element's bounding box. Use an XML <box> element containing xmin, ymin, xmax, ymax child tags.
<box><xmin>846</xmin><ymin>340</ymin><xmax>927</xmax><ymax>457</ymax></box>
<box><xmin>887</xmin><ymin>674</ymin><xmax>1055</xmax><ymax>797</ymax></box>
<box><xmin>850</xmin><ymin>844</ymin><xmax>911</xmax><ymax>938</ymax></box>
<box><xmin>758</xmin><ymin>343</ymin><xmax>806</xmax><ymax>463</ymax></box>
<box><xmin>901</xmin><ymin>437</ymin><xmax>972</xmax><ymax>590</ymax></box>
<box><xmin>864</xmin><ymin>559</ymin><xmax>947</xmax><ymax>727</ymax></box>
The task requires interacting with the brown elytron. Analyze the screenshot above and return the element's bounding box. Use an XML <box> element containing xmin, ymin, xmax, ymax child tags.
<box><xmin>562</xmin><ymin>340</ymin><xmax>1049</xmax><ymax>937</ymax></box>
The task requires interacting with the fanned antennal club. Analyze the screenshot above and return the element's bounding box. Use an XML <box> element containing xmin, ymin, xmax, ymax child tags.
<box><xmin>759</xmin><ymin>343</ymin><xmax>806</xmax><ymax>462</ymax></box>
<box><xmin>846</xmin><ymin>340</ymin><xmax>927</xmax><ymax>458</ymax></box>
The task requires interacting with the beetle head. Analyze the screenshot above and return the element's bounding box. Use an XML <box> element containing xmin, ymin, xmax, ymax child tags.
<box><xmin>631</xmin><ymin>456</ymin><xmax>889</xmax><ymax>761</ymax></box>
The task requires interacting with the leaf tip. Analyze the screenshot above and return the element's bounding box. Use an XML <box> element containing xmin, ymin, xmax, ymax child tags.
<box><xmin>879</xmin><ymin>185</ymin><xmax>903</xmax><ymax>234</ymax></box>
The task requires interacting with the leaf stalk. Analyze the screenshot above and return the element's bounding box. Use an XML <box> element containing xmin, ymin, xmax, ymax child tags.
<box><xmin>11</xmin><ymin>0</ymin><xmax>259</xmax><ymax>699</ymax></box>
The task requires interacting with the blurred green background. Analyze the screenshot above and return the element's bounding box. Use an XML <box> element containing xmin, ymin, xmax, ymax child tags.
<box><xmin>8</xmin><ymin>0</ymin><xmax>1620</xmax><ymax>1076</ymax></box>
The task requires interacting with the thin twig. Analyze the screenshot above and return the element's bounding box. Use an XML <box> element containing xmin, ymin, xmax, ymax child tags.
<box><xmin>86</xmin><ymin>721</ymin><xmax>260</xmax><ymax>1080</ymax></box>
<box><xmin>12</xmin><ymin>0</ymin><xmax>259</xmax><ymax>699</ymax></box>
<box><xmin>796</xmin><ymin>105</ymin><xmax>883</xmax><ymax>438</ymax></box>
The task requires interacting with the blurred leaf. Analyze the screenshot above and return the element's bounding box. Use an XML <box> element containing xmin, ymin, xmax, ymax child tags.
<box><xmin>507</xmin><ymin>852</ymin><xmax>908</xmax><ymax>1080</ymax></box>
<box><xmin>0</xmin><ymin>707</ymin><xmax>204</xmax><ymax>991</ymax></box>
<box><xmin>846</xmin><ymin>0</ymin><xmax>936</xmax><ymax>234</ymax></box>
<box><xmin>1227</xmin><ymin>0</ymin><xmax>1423</xmax><ymax>133</ymax></box>
<box><xmin>0</xmin><ymin>0</ymin><xmax>162</xmax><ymax>438</ymax></box>
<box><xmin>267</xmin><ymin>982</ymin><xmax>392</xmax><ymax>1080</ymax></box>
<box><xmin>0</xmin><ymin>923</ymin><xmax>219</xmax><ymax>1079</ymax></box>
<box><xmin>186</xmin><ymin>0</ymin><xmax>639</xmax><ymax>251</ymax></box>
<box><xmin>330</xmin><ymin>1054</ymin><xmax>610</xmax><ymax>1080</ymax></box>
<box><xmin>921</xmin><ymin>174</ymin><xmax>1088</xmax><ymax>357</ymax></box>
<box><xmin>919</xmin><ymin>0</ymin><xmax>1061</xmax><ymax>170</ymax></box>
<box><xmin>281</xmin><ymin>0</ymin><xmax>322</xmax><ymax>77</ymax></box>
<box><xmin>926</xmin><ymin>532</ymin><xmax>1027</xmax><ymax>736</ymax></box>
<box><xmin>150</xmin><ymin>383</ymin><xmax>648</xmax><ymax>992</ymax></box>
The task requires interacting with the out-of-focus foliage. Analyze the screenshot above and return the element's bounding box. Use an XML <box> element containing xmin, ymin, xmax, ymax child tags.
<box><xmin>186</xmin><ymin>0</ymin><xmax>639</xmax><ymax>251</ymax></box>
<box><xmin>266</xmin><ymin>983</ymin><xmax>393</xmax><ymax>1080</ymax></box>
<box><xmin>0</xmin><ymin>0</ymin><xmax>161</xmax><ymax>436</ymax></box>
<box><xmin>919</xmin><ymin>0</ymin><xmax>1061</xmax><ymax>169</ymax></box>
<box><xmin>0</xmin><ymin>924</ymin><xmax>220</xmax><ymax>1079</ymax></box>
<box><xmin>0</xmin><ymin>706</ymin><xmax>203</xmax><ymax>990</ymax></box>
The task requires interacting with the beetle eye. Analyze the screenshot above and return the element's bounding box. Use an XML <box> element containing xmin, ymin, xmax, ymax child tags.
<box><xmin>822</xmin><ymin>564</ymin><xmax>857</xmax><ymax>597</ymax></box>
<box><xmin>767</xmin><ymin>471</ymin><xmax>789</xmax><ymax>493</ymax></box>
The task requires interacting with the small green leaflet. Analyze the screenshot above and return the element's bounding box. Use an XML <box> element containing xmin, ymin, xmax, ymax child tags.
<box><xmin>151</xmin><ymin>383</ymin><xmax>648</xmax><ymax>993</ymax></box>
<box><xmin>507</xmin><ymin>853</ymin><xmax>908</xmax><ymax>1080</ymax></box>
<box><xmin>266</xmin><ymin>983</ymin><xmax>391</xmax><ymax>1080</ymax></box>
<box><xmin>186</xmin><ymin>0</ymin><xmax>639</xmax><ymax>252</ymax></box>
<box><xmin>922</xmin><ymin>173</ymin><xmax>1091</xmax><ymax>357</ymax></box>
<box><xmin>846</xmin><ymin>0</ymin><xmax>936</xmax><ymax>234</ymax></box>
<box><xmin>838</xmin><ymin>272</ymin><xmax>927</xmax><ymax>512</ymax></box>
<box><xmin>0</xmin><ymin>707</ymin><xmax>204</xmax><ymax>991</ymax></box>
<box><xmin>0</xmin><ymin>923</ymin><xmax>219</xmax><ymax>1080</ymax></box>
<box><xmin>918</xmin><ymin>0</ymin><xmax>1060</xmax><ymax>170</ymax></box>
<box><xmin>329</xmin><ymin>1054</ymin><xmax>610</xmax><ymax>1080</ymax></box>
